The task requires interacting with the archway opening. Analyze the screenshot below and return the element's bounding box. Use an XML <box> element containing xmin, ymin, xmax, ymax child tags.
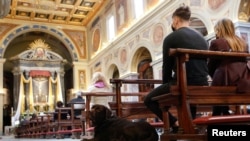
<box><xmin>3</xmin><ymin>31</ymin><xmax>74</xmax><ymax>118</ymax></box>
<box><xmin>131</xmin><ymin>47</ymin><xmax>153</xmax><ymax>92</ymax></box>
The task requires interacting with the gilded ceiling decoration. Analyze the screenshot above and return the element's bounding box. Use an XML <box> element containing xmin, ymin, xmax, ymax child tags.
<box><xmin>6</xmin><ymin>0</ymin><xmax>106</xmax><ymax>26</ymax></box>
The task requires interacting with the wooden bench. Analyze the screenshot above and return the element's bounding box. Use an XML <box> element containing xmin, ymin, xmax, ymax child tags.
<box><xmin>108</xmin><ymin>101</ymin><xmax>158</xmax><ymax>120</ymax></box>
<box><xmin>52</xmin><ymin>103</ymin><xmax>85</xmax><ymax>139</ymax></box>
<box><xmin>109</xmin><ymin>79</ymin><xmax>166</xmax><ymax>127</ymax></box>
<box><xmin>80</xmin><ymin>79</ymin><xmax>164</xmax><ymax>134</ymax></box>
<box><xmin>152</xmin><ymin>48</ymin><xmax>250</xmax><ymax>141</ymax></box>
<box><xmin>55</xmin><ymin>107</ymin><xmax>72</xmax><ymax>139</ymax></box>
<box><xmin>14</xmin><ymin>113</ymin><xmax>53</xmax><ymax>138</ymax></box>
<box><xmin>14</xmin><ymin>113</ymin><xmax>56</xmax><ymax>139</ymax></box>
<box><xmin>82</xmin><ymin>92</ymin><xmax>157</xmax><ymax>129</ymax></box>
<box><xmin>109</xmin><ymin>79</ymin><xmax>162</xmax><ymax>117</ymax></box>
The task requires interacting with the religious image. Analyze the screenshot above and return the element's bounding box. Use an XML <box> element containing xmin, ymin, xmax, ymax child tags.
<box><xmin>147</xmin><ymin>0</ymin><xmax>159</xmax><ymax>9</ymax></box>
<box><xmin>93</xmin><ymin>28</ymin><xmax>101</xmax><ymax>52</ymax></box>
<box><xmin>0</xmin><ymin>23</ymin><xmax>17</xmax><ymax>38</ymax></box>
<box><xmin>115</xmin><ymin>0</ymin><xmax>128</xmax><ymax>31</ymax></box>
<box><xmin>64</xmin><ymin>30</ymin><xmax>87</xmax><ymax>59</ymax></box>
<box><xmin>79</xmin><ymin>70</ymin><xmax>86</xmax><ymax>89</ymax></box>
<box><xmin>208</xmin><ymin>0</ymin><xmax>226</xmax><ymax>10</ymax></box>
<box><xmin>33</xmin><ymin>77</ymin><xmax>49</xmax><ymax>104</ymax></box>
<box><xmin>153</xmin><ymin>24</ymin><xmax>164</xmax><ymax>45</ymax></box>
<box><xmin>28</xmin><ymin>39</ymin><xmax>51</xmax><ymax>59</ymax></box>
<box><xmin>119</xmin><ymin>48</ymin><xmax>127</xmax><ymax>64</ymax></box>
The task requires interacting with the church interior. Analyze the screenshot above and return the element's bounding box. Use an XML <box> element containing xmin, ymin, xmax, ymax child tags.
<box><xmin>0</xmin><ymin>0</ymin><xmax>250</xmax><ymax>139</ymax></box>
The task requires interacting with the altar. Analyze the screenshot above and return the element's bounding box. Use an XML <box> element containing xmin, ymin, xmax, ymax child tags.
<box><xmin>9</xmin><ymin>39</ymin><xmax>67</xmax><ymax>125</ymax></box>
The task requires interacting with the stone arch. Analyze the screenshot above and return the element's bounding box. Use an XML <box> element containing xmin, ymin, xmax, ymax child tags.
<box><xmin>128</xmin><ymin>39</ymin><xmax>155</xmax><ymax>72</ymax></box>
<box><xmin>130</xmin><ymin>47</ymin><xmax>152</xmax><ymax>73</ymax></box>
<box><xmin>107</xmin><ymin>63</ymin><xmax>120</xmax><ymax>79</ymax></box>
<box><xmin>190</xmin><ymin>17</ymin><xmax>208</xmax><ymax>36</ymax></box>
<box><xmin>191</xmin><ymin>10</ymin><xmax>214</xmax><ymax>36</ymax></box>
<box><xmin>0</xmin><ymin>24</ymin><xmax>79</xmax><ymax>61</ymax></box>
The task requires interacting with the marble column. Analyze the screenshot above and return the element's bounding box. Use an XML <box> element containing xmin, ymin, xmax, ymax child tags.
<box><xmin>0</xmin><ymin>59</ymin><xmax>6</xmax><ymax>135</ymax></box>
<box><xmin>51</xmin><ymin>71</ymin><xmax>56</xmax><ymax>108</ymax></box>
<box><xmin>12</xmin><ymin>69</ymin><xmax>21</xmax><ymax>111</ymax></box>
<box><xmin>24</xmin><ymin>71</ymin><xmax>29</xmax><ymax>110</ymax></box>
<box><xmin>60</xmin><ymin>71</ymin><xmax>65</xmax><ymax>103</ymax></box>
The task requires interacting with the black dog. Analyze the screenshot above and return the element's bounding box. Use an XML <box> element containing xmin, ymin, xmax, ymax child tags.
<box><xmin>82</xmin><ymin>104</ymin><xmax>158</xmax><ymax>141</ymax></box>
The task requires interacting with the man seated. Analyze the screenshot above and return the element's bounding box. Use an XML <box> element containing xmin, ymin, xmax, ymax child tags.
<box><xmin>68</xmin><ymin>91</ymin><xmax>85</xmax><ymax>118</ymax></box>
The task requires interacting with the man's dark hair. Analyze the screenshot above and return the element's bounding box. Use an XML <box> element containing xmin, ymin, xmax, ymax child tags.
<box><xmin>172</xmin><ymin>6</ymin><xmax>191</xmax><ymax>21</ymax></box>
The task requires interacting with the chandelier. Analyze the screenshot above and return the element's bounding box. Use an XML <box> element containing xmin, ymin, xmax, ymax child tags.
<box><xmin>0</xmin><ymin>0</ymin><xmax>10</xmax><ymax>19</ymax></box>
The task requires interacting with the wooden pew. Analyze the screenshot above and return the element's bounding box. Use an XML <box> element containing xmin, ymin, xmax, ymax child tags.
<box><xmin>81</xmin><ymin>82</ymin><xmax>164</xmax><ymax>135</ymax></box>
<box><xmin>109</xmin><ymin>79</ymin><xmax>166</xmax><ymax>127</ymax></box>
<box><xmin>152</xmin><ymin>48</ymin><xmax>250</xmax><ymax>141</ymax></box>
<box><xmin>69</xmin><ymin>102</ymin><xmax>86</xmax><ymax>139</ymax></box>
<box><xmin>55</xmin><ymin>107</ymin><xmax>71</xmax><ymax>139</ymax></box>
<box><xmin>14</xmin><ymin>113</ymin><xmax>54</xmax><ymax>138</ymax></box>
<box><xmin>82</xmin><ymin>92</ymin><xmax>153</xmax><ymax>129</ymax></box>
<box><xmin>109</xmin><ymin>79</ymin><xmax>162</xmax><ymax>117</ymax></box>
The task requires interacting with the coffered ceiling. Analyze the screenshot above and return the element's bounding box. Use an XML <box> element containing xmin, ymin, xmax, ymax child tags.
<box><xmin>6</xmin><ymin>0</ymin><xmax>106</xmax><ymax>26</ymax></box>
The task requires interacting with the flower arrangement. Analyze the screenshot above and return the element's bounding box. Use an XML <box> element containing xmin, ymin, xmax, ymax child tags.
<box><xmin>34</xmin><ymin>105</ymin><xmax>40</xmax><ymax>112</ymax></box>
<box><xmin>43</xmin><ymin>104</ymin><xmax>49</xmax><ymax>112</ymax></box>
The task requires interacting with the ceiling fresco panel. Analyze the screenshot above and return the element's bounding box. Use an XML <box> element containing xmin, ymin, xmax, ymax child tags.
<box><xmin>7</xmin><ymin>0</ymin><xmax>107</xmax><ymax>26</ymax></box>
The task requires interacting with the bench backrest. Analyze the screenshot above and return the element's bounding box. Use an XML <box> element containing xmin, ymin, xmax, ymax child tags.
<box><xmin>170</xmin><ymin>85</ymin><xmax>250</xmax><ymax>105</ymax></box>
<box><xmin>109</xmin><ymin>79</ymin><xmax>162</xmax><ymax>117</ymax></box>
<box><xmin>108</xmin><ymin>101</ymin><xmax>158</xmax><ymax>119</ymax></box>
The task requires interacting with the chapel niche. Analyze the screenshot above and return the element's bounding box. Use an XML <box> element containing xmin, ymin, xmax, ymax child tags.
<box><xmin>9</xmin><ymin>39</ymin><xmax>67</xmax><ymax>121</ymax></box>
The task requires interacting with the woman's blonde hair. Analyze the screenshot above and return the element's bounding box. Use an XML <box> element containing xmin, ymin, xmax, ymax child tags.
<box><xmin>214</xmin><ymin>18</ymin><xmax>246</xmax><ymax>52</ymax></box>
<box><xmin>91</xmin><ymin>72</ymin><xmax>110</xmax><ymax>88</ymax></box>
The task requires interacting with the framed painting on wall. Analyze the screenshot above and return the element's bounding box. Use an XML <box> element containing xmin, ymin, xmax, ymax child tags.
<box><xmin>79</xmin><ymin>70</ymin><xmax>86</xmax><ymax>90</ymax></box>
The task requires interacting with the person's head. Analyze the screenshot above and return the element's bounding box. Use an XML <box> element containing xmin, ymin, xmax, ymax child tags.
<box><xmin>75</xmin><ymin>91</ymin><xmax>82</xmax><ymax>98</ymax></box>
<box><xmin>31</xmin><ymin>113</ymin><xmax>37</xmax><ymax>119</ymax></box>
<box><xmin>214</xmin><ymin>18</ymin><xmax>235</xmax><ymax>39</ymax></box>
<box><xmin>56</xmin><ymin>101</ymin><xmax>63</xmax><ymax>107</ymax></box>
<box><xmin>91</xmin><ymin>72</ymin><xmax>110</xmax><ymax>88</ymax></box>
<box><xmin>214</xmin><ymin>18</ymin><xmax>246</xmax><ymax>51</ymax></box>
<box><xmin>171</xmin><ymin>6</ymin><xmax>191</xmax><ymax>30</ymax></box>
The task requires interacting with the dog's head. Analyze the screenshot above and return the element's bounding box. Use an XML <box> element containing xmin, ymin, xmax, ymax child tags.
<box><xmin>89</xmin><ymin>104</ymin><xmax>113</xmax><ymax>126</ymax></box>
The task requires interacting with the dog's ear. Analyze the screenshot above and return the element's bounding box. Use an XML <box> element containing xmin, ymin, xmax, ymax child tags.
<box><xmin>91</xmin><ymin>104</ymin><xmax>113</xmax><ymax>126</ymax></box>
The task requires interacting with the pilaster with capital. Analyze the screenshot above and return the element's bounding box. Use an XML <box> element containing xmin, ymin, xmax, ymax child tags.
<box><xmin>0</xmin><ymin>59</ymin><xmax>6</xmax><ymax>135</ymax></box>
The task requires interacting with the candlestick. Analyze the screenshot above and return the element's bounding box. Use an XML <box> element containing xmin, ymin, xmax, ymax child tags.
<box><xmin>11</xmin><ymin>107</ymin><xmax>13</xmax><ymax>116</ymax></box>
